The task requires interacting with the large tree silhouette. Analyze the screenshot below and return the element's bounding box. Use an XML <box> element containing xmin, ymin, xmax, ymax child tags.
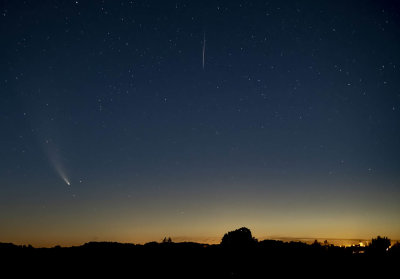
<box><xmin>220</xmin><ymin>227</ymin><xmax>258</xmax><ymax>248</ymax></box>
<box><xmin>368</xmin><ymin>236</ymin><xmax>391</xmax><ymax>255</ymax></box>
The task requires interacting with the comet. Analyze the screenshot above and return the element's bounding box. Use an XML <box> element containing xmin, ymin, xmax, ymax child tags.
<box><xmin>44</xmin><ymin>138</ymin><xmax>71</xmax><ymax>186</ymax></box>
<box><xmin>52</xmin><ymin>156</ymin><xmax>71</xmax><ymax>186</ymax></box>
<box><xmin>61</xmin><ymin>174</ymin><xmax>71</xmax><ymax>186</ymax></box>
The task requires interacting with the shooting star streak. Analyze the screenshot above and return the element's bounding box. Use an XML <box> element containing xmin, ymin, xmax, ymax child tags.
<box><xmin>202</xmin><ymin>32</ymin><xmax>206</xmax><ymax>69</ymax></box>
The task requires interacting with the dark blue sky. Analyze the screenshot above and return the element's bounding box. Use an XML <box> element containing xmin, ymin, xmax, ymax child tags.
<box><xmin>1</xmin><ymin>0</ymin><xmax>399</xmax><ymax>246</ymax></box>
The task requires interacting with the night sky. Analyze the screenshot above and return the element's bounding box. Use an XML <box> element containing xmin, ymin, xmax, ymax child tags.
<box><xmin>1</xmin><ymin>0</ymin><xmax>400</xmax><ymax>247</ymax></box>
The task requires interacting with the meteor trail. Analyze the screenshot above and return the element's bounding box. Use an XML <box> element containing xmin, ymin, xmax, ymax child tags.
<box><xmin>202</xmin><ymin>32</ymin><xmax>206</xmax><ymax>69</ymax></box>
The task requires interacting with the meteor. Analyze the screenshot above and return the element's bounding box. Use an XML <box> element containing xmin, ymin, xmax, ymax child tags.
<box><xmin>202</xmin><ymin>32</ymin><xmax>206</xmax><ymax>69</ymax></box>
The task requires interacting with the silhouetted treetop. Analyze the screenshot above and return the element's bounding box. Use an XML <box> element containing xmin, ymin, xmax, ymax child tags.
<box><xmin>162</xmin><ymin>237</ymin><xmax>172</xmax><ymax>243</ymax></box>
<box><xmin>388</xmin><ymin>242</ymin><xmax>400</xmax><ymax>257</ymax></box>
<box><xmin>220</xmin><ymin>227</ymin><xmax>258</xmax><ymax>248</ymax></box>
<box><xmin>368</xmin><ymin>236</ymin><xmax>391</xmax><ymax>255</ymax></box>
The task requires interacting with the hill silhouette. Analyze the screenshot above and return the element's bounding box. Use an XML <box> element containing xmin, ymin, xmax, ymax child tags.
<box><xmin>1</xmin><ymin>228</ymin><xmax>398</xmax><ymax>278</ymax></box>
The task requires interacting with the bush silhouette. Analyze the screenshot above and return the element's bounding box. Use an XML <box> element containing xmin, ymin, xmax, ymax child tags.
<box><xmin>220</xmin><ymin>227</ymin><xmax>257</xmax><ymax>248</ymax></box>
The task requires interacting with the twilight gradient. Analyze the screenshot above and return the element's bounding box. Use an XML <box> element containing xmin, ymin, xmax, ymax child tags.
<box><xmin>0</xmin><ymin>0</ymin><xmax>399</xmax><ymax>247</ymax></box>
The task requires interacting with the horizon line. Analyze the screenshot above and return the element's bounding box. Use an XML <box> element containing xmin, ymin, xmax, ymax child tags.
<box><xmin>3</xmin><ymin>235</ymin><xmax>399</xmax><ymax>249</ymax></box>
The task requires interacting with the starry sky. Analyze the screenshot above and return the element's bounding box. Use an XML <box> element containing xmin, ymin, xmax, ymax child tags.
<box><xmin>1</xmin><ymin>0</ymin><xmax>400</xmax><ymax>247</ymax></box>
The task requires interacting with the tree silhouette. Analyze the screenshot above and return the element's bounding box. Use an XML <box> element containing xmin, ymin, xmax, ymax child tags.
<box><xmin>312</xmin><ymin>239</ymin><xmax>321</xmax><ymax>247</ymax></box>
<box><xmin>162</xmin><ymin>237</ymin><xmax>172</xmax><ymax>243</ymax></box>
<box><xmin>368</xmin><ymin>236</ymin><xmax>391</xmax><ymax>255</ymax></box>
<box><xmin>388</xmin><ymin>242</ymin><xmax>400</xmax><ymax>257</ymax></box>
<box><xmin>220</xmin><ymin>227</ymin><xmax>257</xmax><ymax>248</ymax></box>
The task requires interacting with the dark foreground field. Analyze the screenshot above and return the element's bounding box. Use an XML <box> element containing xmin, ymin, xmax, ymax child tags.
<box><xmin>1</xmin><ymin>228</ymin><xmax>399</xmax><ymax>278</ymax></box>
